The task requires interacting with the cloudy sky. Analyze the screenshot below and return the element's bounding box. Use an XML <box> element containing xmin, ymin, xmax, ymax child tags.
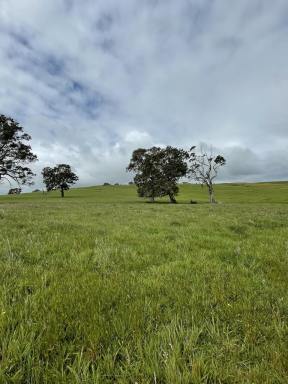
<box><xmin>0</xmin><ymin>0</ymin><xmax>288</xmax><ymax>191</ymax></box>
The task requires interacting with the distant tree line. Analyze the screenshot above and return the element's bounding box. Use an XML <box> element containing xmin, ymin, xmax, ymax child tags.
<box><xmin>1</xmin><ymin>113</ymin><xmax>226</xmax><ymax>202</ymax></box>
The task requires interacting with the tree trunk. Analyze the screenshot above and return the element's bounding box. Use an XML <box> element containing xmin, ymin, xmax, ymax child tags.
<box><xmin>168</xmin><ymin>193</ymin><xmax>177</xmax><ymax>204</ymax></box>
<box><xmin>149</xmin><ymin>196</ymin><xmax>155</xmax><ymax>203</ymax></box>
<box><xmin>208</xmin><ymin>185</ymin><xmax>216</xmax><ymax>204</ymax></box>
<box><xmin>61</xmin><ymin>187</ymin><xmax>64</xmax><ymax>198</ymax></box>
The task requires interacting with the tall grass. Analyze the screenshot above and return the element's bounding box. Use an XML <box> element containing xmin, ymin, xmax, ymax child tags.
<box><xmin>0</xmin><ymin>183</ymin><xmax>287</xmax><ymax>383</ymax></box>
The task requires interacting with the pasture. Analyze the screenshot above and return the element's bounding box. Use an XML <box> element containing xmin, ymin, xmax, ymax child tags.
<box><xmin>0</xmin><ymin>183</ymin><xmax>287</xmax><ymax>383</ymax></box>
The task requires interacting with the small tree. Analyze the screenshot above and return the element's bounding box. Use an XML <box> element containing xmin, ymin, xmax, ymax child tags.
<box><xmin>127</xmin><ymin>146</ymin><xmax>188</xmax><ymax>203</ymax></box>
<box><xmin>0</xmin><ymin>114</ymin><xmax>37</xmax><ymax>186</ymax></box>
<box><xmin>188</xmin><ymin>146</ymin><xmax>226</xmax><ymax>203</ymax></box>
<box><xmin>42</xmin><ymin>164</ymin><xmax>78</xmax><ymax>197</ymax></box>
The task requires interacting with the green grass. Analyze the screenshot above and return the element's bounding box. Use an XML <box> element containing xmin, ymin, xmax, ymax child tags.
<box><xmin>0</xmin><ymin>183</ymin><xmax>287</xmax><ymax>383</ymax></box>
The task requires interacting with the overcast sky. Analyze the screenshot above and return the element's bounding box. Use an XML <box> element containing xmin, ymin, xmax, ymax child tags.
<box><xmin>0</xmin><ymin>0</ymin><xmax>288</xmax><ymax>192</ymax></box>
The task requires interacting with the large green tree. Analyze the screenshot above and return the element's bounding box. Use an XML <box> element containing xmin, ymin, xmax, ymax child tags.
<box><xmin>0</xmin><ymin>114</ymin><xmax>37</xmax><ymax>186</ymax></box>
<box><xmin>127</xmin><ymin>146</ymin><xmax>188</xmax><ymax>203</ymax></box>
<box><xmin>42</xmin><ymin>164</ymin><xmax>78</xmax><ymax>197</ymax></box>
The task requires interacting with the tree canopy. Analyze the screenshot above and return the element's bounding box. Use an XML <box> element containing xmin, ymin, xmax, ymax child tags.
<box><xmin>42</xmin><ymin>164</ymin><xmax>78</xmax><ymax>197</ymax></box>
<box><xmin>127</xmin><ymin>146</ymin><xmax>188</xmax><ymax>203</ymax></box>
<box><xmin>0</xmin><ymin>114</ymin><xmax>37</xmax><ymax>186</ymax></box>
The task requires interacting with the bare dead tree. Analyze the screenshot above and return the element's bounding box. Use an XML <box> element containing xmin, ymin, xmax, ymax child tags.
<box><xmin>188</xmin><ymin>145</ymin><xmax>226</xmax><ymax>203</ymax></box>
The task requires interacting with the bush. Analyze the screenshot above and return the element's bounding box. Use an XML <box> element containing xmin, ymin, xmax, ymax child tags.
<box><xmin>8</xmin><ymin>188</ymin><xmax>21</xmax><ymax>195</ymax></box>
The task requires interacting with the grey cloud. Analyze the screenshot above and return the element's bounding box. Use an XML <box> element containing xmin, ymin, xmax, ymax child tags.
<box><xmin>0</xmin><ymin>0</ymin><xmax>288</xmax><ymax>194</ymax></box>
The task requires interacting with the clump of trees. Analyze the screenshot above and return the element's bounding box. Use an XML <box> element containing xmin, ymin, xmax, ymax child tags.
<box><xmin>1</xmin><ymin>112</ymin><xmax>226</xmax><ymax>203</ymax></box>
<box><xmin>0</xmin><ymin>114</ymin><xmax>37</xmax><ymax>186</ymax></box>
<box><xmin>42</xmin><ymin>164</ymin><xmax>78</xmax><ymax>197</ymax></box>
<box><xmin>0</xmin><ymin>114</ymin><xmax>79</xmax><ymax>197</ymax></box>
<box><xmin>128</xmin><ymin>145</ymin><xmax>226</xmax><ymax>203</ymax></box>
<box><xmin>127</xmin><ymin>146</ymin><xmax>188</xmax><ymax>203</ymax></box>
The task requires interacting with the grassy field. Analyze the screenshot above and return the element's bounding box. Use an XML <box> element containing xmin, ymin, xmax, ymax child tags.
<box><xmin>0</xmin><ymin>183</ymin><xmax>287</xmax><ymax>383</ymax></box>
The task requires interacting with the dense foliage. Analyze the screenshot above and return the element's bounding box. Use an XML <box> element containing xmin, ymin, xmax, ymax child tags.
<box><xmin>0</xmin><ymin>114</ymin><xmax>37</xmax><ymax>186</ymax></box>
<box><xmin>127</xmin><ymin>146</ymin><xmax>188</xmax><ymax>203</ymax></box>
<box><xmin>42</xmin><ymin>164</ymin><xmax>78</xmax><ymax>197</ymax></box>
